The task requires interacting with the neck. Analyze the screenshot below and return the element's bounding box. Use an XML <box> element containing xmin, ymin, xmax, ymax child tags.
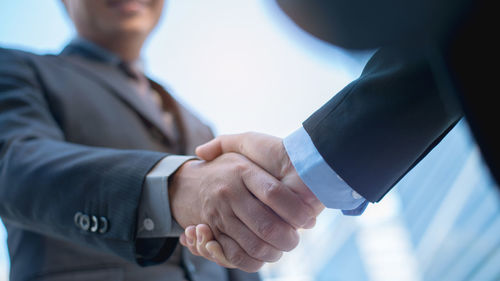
<box><xmin>81</xmin><ymin>33</ymin><xmax>146</xmax><ymax>62</ymax></box>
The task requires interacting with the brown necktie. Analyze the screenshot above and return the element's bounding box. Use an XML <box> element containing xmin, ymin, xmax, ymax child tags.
<box><xmin>119</xmin><ymin>61</ymin><xmax>180</xmax><ymax>146</ymax></box>
<box><xmin>119</xmin><ymin>61</ymin><xmax>150</xmax><ymax>97</ymax></box>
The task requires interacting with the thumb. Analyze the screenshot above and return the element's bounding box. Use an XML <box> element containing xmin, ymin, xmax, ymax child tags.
<box><xmin>206</xmin><ymin>241</ymin><xmax>235</xmax><ymax>268</ymax></box>
<box><xmin>195</xmin><ymin>138</ymin><xmax>223</xmax><ymax>161</ymax></box>
<box><xmin>196</xmin><ymin>134</ymin><xmax>245</xmax><ymax>161</ymax></box>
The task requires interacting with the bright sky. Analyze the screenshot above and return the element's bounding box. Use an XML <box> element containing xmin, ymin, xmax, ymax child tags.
<box><xmin>0</xmin><ymin>0</ymin><xmax>372</xmax><ymax>279</ymax></box>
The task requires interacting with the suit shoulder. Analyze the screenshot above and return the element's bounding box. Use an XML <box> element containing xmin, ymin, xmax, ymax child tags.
<box><xmin>0</xmin><ymin>47</ymin><xmax>59</xmax><ymax>65</ymax></box>
<box><xmin>0</xmin><ymin>47</ymin><xmax>61</xmax><ymax>88</ymax></box>
<box><xmin>0</xmin><ymin>48</ymin><xmax>36</xmax><ymax>78</ymax></box>
<box><xmin>0</xmin><ymin>47</ymin><xmax>35</xmax><ymax>61</ymax></box>
<box><xmin>0</xmin><ymin>47</ymin><xmax>66</xmax><ymax>81</ymax></box>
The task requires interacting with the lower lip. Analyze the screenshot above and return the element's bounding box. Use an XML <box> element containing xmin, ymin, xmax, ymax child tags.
<box><xmin>109</xmin><ymin>1</ymin><xmax>147</xmax><ymax>15</ymax></box>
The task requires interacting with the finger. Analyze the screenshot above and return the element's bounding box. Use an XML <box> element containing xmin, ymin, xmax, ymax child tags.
<box><xmin>281</xmin><ymin>170</ymin><xmax>326</xmax><ymax>217</ymax></box>
<box><xmin>230</xmin><ymin>190</ymin><xmax>299</xmax><ymax>252</ymax></box>
<box><xmin>180</xmin><ymin>233</ymin><xmax>188</xmax><ymax>247</ymax></box>
<box><xmin>196</xmin><ymin>224</ymin><xmax>214</xmax><ymax>241</ymax></box>
<box><xmin>195</xmin><ymin>137</ymin><xmax>225</xmax><ymax>161</ymax></box>
<box><xmin>303</xmin><ymin>217</ymin><xmax>317</xmax><ymax>229</ymax></box>
<box><xmin>196</xmin><ymin>133</ymin><xmax>285</xmax><ymax>178</ymax></box>
<box><xmin>193</xmin><ymin>225</ymin><xmax>235</xmax><ymax>268</ymax></box>
<box><xmin>195</xmin><ymin>224</ymin><xmax>214</xmax><ymax>259</ymax></box>
<box><xmin>185</xmin><ymin>225</ymin><xmax>196</xmax><ymax>244</ymax></box>
<box><xmin>213</xmin><ymin>232</ymin><xmax>264</xmax><ymax>273</ymax></box>
<box><xmin>184</xmin><ymin>225</ymin><xmax>201</xmax><ymax>256</ymax></box>
<box><xmin>206</xmin><ymin>240</ymin><xmax>235</xmax><ymax>268</ymax></box>
<box><xmin>225</xmin><ymin>180</ymin><xmax>299</xmax><ymax>252</ymax></box>
<box><xmin>214</xmin><ymin>212</ymin><xmax>283</xmax><ymax>262</ymax></box>
<box><xmin>241</xmin><ymin>163</ymin><xmax>316</xmax><ymax>229</ymax></box>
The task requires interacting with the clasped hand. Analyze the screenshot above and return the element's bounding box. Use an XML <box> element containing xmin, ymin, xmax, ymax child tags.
<box><xmin>168</xmin><ymin>132</ymin><xmax>325</xmax><ymax>272</ymax></box>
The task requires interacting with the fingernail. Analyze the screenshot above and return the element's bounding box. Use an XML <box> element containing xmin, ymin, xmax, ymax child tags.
<box><xmin>196</xmin><ymin>227</ymin><xmax>204</xmax><ymax>244</ymax></box>
<box><xmin>206</xmin><ymin>244</ymin><xmax>215</xmax><ymax>258</ymax></box>
<box><xmin>187</xmin><ymin>236</ymin><xmax>194</xmax><ymax>246</ymax></box>
<box><xmin>303</xmin><ymin>217</ymin><xmax>316</xmax><ymax>229</ymax></box>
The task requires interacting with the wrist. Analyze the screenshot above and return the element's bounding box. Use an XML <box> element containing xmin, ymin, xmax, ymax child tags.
<box><xmin>279</xmin><ymin>141</ymin><xmax>325</xmax><ymax>216</ymax></box>
<box><xmin>168</xmin><ymin>159</ymin><xmax>201</xmax><ymax>228</ymax></box>
<box><xmin>278</xmin><ymin>140</ymin><xmax>294</xmax><ymax>179</ymax></box>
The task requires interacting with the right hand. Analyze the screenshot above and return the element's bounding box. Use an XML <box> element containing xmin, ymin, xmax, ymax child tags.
<box><xmin>195</xmin><ymin>132</ymin><xmax>325</xmax><ymax>221</ymax></box>
<box><xmin>169</xmin><ymin>153</ymin><xmax>315</xmax><ymax>272</ymax></box>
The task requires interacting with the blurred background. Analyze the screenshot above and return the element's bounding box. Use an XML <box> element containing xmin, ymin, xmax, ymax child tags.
<box><xmin>1</xmin><ymin>1</ymin><xmax>499</xmax><ymax>280</ymax></box>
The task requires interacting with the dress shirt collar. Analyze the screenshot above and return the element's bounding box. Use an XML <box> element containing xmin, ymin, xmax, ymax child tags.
<box><xmin>66</xmin><ymin>37</ymin><xmax>145</xmax><ymax>73</ymax></box>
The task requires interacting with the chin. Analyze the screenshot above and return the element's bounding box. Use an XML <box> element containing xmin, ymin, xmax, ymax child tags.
<box><xmin>112</xmin><ymin>18</ymin><xmax>153</xmax><ymax>36</ymax></box>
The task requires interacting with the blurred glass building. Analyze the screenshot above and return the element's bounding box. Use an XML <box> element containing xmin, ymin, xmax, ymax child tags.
<box><xmin>261</xmin><ymin>120</ymin><xmax>500</xmax><ymax>281</ymax></box>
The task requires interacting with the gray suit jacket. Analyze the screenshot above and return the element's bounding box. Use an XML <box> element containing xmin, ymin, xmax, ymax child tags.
<box><xmin>0</xmin><ymin>44</ymin><xmax>260</xmax><ymax>281</ymax></box>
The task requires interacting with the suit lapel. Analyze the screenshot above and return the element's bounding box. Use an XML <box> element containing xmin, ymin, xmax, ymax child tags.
<box><xmin>59</xmin><ymin>53</ymin><xmax>176</xmax><ymax>144</ymax></box>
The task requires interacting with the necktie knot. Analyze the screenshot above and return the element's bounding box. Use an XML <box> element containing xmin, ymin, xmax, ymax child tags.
<box><xmin>119</xmin><ymin>61</ymin><xmax>151</xmax><ymax>98</ymax></box>
<box><xmin>119</xmin><ymin>61</ymin><xmax>144</xmax><ymax>81</ymax></box>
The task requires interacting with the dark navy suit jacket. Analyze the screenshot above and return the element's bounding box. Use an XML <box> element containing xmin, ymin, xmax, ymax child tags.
<box><xmin>277</xmin><ymin>0</ymin><xmax>497</xmax><ymax>202</ymax></box>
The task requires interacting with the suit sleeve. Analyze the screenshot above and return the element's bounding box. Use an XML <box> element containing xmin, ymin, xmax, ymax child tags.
<box><xmin>303</xmin><ymin>47</ymin><xmax>463</xmax><ymax>203</ymax></box>
<box><xmin>0</xmin><ymin>48</ymin><xmax>176</xmax><ymax>265</ymax></box>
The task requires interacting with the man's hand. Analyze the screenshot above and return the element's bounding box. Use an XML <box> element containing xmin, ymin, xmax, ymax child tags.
<box><xmin>196</xmin><ymin>132</ymin><xmax>325</xmax><ymax>220</ymax></box>
<box><xmin>180</xmin><ymin>224</ymin><xmax>234</xmax><ymax>268</ymax></box>
<box><xmin>169</xmin><ymin>152</ymin><xmax>315</xmax><ymax>272</ymax></box>
<box><xmin>179</xmin><ymin>132</ymin><xmax>325</xmax><ymax>269</ymax></box>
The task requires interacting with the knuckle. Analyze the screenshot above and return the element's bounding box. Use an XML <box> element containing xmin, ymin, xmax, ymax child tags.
<box><xmin>201</xmin><ymin>201</ymin><xmax>219</xmax><ymax>222</ymax></box>
<box><xmin>226</xmin><ymin>250</ymin><xmax>247</xmax><ymax>268</ymax></box>
<box><xmin>290</xmin><ymin>205</ymin><xmax>313</xmax><ymax>228</ymax></box>
<box><xmin>202</xmin><ymin>212</ymin><xmax>225</xmax><ymax>237</ymax></box>
<box><xmin>256</xmin><ymin>220</ymin><xmax>277</xmax><ymax>242</ymax></box>
<box><xmin>246</xmin><ymin>240</ymin><xmax>264</xmax><ymax>258</ymax></box>
<box><xmin>216</xmin><ymin>184</ymin><xmax>234</xmax><ymax>199</ymax></box>
<box><xmin>203</xmin><ymin>208</ymin><xmax>216</xmax><ymax>221</ymax></box>
<box><xmin>248</xmin><ymin>241</ymin><xmax>274</xmax><ymax>261</ymax></box>
<box><xmin>210</xmin><ymin>215</ymin><xmax>226</xmax><ymax>234</ymax></box>
<box><xmin>232</xmin><ymin>161</ymin><xmax>249</xmax><ymax>174</ymax></box>
<box><xmin>283</xmin><ymin>229</ymin><xmax>300</xmax><ymax>251</ymax></box>
<box><xmin>263</xmin><ymin>182</ymin><xmax>284</xmax><ymax>201</ymax></box>
<box><xmin>245</xmin><ymin>261</ymin><xmax>265</xmax><ymax>273</ymax></box>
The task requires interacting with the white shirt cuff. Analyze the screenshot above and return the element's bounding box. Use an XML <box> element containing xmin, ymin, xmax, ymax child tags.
<box><xmin>136</xmin><ymin>155</ymin><xmax>197</xmax><ymax>238</ymax></box>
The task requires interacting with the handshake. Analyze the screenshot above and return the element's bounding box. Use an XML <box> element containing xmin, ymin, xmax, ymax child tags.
<box><xmin>168</xmin><ymin>132</ymin><xmax>325</xmax><ymax>272</ymax></box>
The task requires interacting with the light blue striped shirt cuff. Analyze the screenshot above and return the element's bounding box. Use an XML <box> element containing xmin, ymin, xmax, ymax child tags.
<box><xmin>283</xmin><ymin>127</ymin><xmax>368</xmax><ymax>215</ymax></box>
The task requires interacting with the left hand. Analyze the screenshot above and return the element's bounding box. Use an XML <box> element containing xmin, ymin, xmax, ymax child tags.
<box><xmin>180</xmin><ymin>224</ymin><xmax>235</xmax><ymax>268</ymax></box>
